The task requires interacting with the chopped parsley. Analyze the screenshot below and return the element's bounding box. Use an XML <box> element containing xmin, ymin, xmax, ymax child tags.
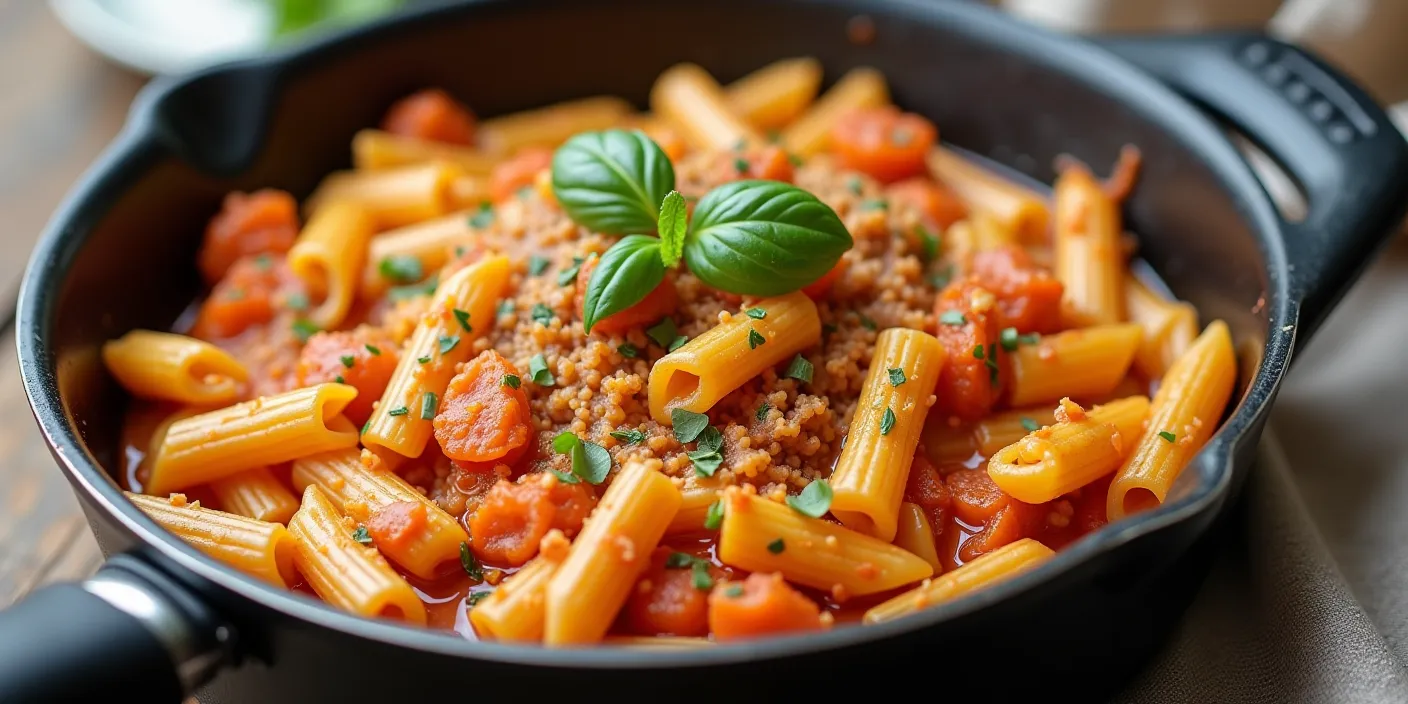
<box><xmin>888</xmin><ymin>368</ymin><xmax>907</xmax><ymax>387</ymax></box>
<box><xmin>284</xmin><ymin>291</ymin><xmax>309</xmax><ymax>311</ymax></box>
<box><xmin>388</xmin><ymin>406</ymin><xmax>409</xmax><ymax>417</ymax></box>
<box><xmin>557</xmin><ymin>256</ymin><xmax>584</xmax><ymax>286</ymax></box>
<box><xmin>745</xmin><ymin>307</ymin><xmax>767</xmax><ymax>320</ymax></box>
<box><xmin>858</xmin><ymin>313</ymin><xmax>878</xmax><ymax>331</ymax></box>
<box><xmin>669</xmin><ymin>335</ymin><xmax>689</xmax><ymax>352</ymax></box>
<box><xmin>528</xmin><ymin>354</ymin><xmax>554</xmax><ymax>386</ymax></box>
<box><xmin>364</xmin><ymin>344</ymin><xmax>381</xmax><ymax>356</ymax></box>
<box><xmin>609</xmin><ymin>428</ymin><xmax>646</xmax><ymax>445</ymax></box>
<box><xmin>460</xmin><ymin>542</ymin><xmax>484</xmax><ymax>580</ymax></box>
<box><xmin>733</xmin><ymin>157</ymin><xmax>750</xmax><ymax>174</ymax></box>
<box><xmin>527</xmin><ymin>255</ymin><xmax>550</xmax><ymax>276</ymax></box>
<box><xmin>352</xmin><ymin>526</ymin><xmax>372</xmax><ymax>545</ymax></box>
<box><xmin>766</xmin><ymin>538</ymin><xmax>786</xmax><ymax>554</ymax></box>
<box><xmin>551</xmin><ymin>432</ymin><xmax>611</xmax><ymax>484</ymax></box>
<box><xmin>420</xmin><ymin>391</ymin><xmax>438</xmax><ymax>420</ymax></box>
<box><xmin>917</xmin><ymin>225</ymin><xmax>940</xmax><ymax>263</ymax></box>
<box><xmin>438</xmin><ymin>335</ymin><xmax>459</xmax><ymax>355</ymax></box>
<box><xmin>880</xmin><ymin>407</ymin><xmax>897</xmax><ymax>435</ymax></box>
<box><xmin>548</xmin><ymin>468</ymin><xmax>580</xmax><ymax>485</ymax></box>
<box><xmin>618</xmin><ymin>342</ymin><xmax>640</xmax><ymax>359</ymax></box>
<box><xmin>973</xmin><ymin>345</ymin><xmax>986</xmax><ymax>360</ymax></box>
<box><xmin>379</xmin><ymin>255</ymin><xmax>424</xmax><ymax>284</ymax></box>
<box><xmin>291</xmin><ymin>319</ymin><xmax>320</xmax><ymax>343</ymax></box>
<box><xmin>467</xmin><ymin>591</ymin><xmax>492</xmax><ymax>607</ymax></box>
<box><xmin>417</xmin><ymin>355</ymin><xmax>431</xmax><ymax>364</ymax></box>
<box><xmin>786</xmin><ymin>479</ymin><xmax>833</xmax><ymax>518</ymax></box>
<box><xmin>1021</xmin><ymin>417</ymin><xmax>1040</xmax><ymax>432</ymax></box>
<box><xmin>334</xmin><ymin>375</ymin><xmax>344</xmax><ymax>384</ymax></box>
<box><xmin>846</xmin><ymin>176</ymin><xmax>863</xmax><ymax>195</ymax></box>
<box><xmin>691</xmin><ymin>562</ymin><xmax>713</xmax><ymax>591</ymax></box>
<box><xmin>497</xmin><ymin>299</ymin><xmax>516</xmax><ymax>316</ymax></box>
<box><xmin>785</xmin><ymin>355</ymin><xmax>814</xmax><ymax>383</ymax></box>
<box><xmin>672</xmin><ymin>409</ymin><xmax>711</xmax><ymax>443</ymax></box>
<box><xmin>452</xmin><ymin>308</ymin><xmax>472</xmax><ymax>333</ymax></box>
<box><xmin>468</xmin><ymin>203</ymin><xmax>494</xmax><ymax>229</ymax></box>
<box><xmin>388</xmin><ymin>275</ymin><xmax>438</xmax><ymax>302</ymax></box>
<box><xmin>1159</xmin><ymin>431</ymin><xmax>1177</xmax><ymax>443</ymax></box>
<box><xmin>748</xmin><ymin>328</ymin><xmax>766</xmax><ymax>349</ymax></box>
<box><xmin>647</xmin><ymin>317</ymin><xmax>679</xmax><ymax>349</ymax></box>
<box><xmin>253</xmin><ymin>253</ymin><xmax>272</xmax><ymax>270</ymax></box>
<box><xmin>940</xmin><ymin>310</ymin><xmax>967</xmax><ymax>326</ymax></box>
<box><xmin>502</xmin><ymin>374</ymin><xmax>521</xmax><ymax>389</ymax></box>
<box><xmin>704</xmin><ymin>499</ymin><xmax>725</xmax><ymax>530</ymax></box>
<box><xmin>860</xmin><ymin>198</ymin><xmax>888</xmax><ymax>211</ymax></box>
<box><xmin>665</xmin><ymin>552</ymin><xmax>694</xmax><ymax>569</ymax></box>
<box><xmin>755</xmin><ymin>403</ymin><xmax>772</xmax><ymax>421</ymax></box>
<box><xmin>530</xmin><ymin>303</ymin><xmax>554</xmax><ymax>326</ymax></box>
<box><xmin>724</xmin><ymin>584</ymin><xmax>745</xmax><ymax>598</ymax></box>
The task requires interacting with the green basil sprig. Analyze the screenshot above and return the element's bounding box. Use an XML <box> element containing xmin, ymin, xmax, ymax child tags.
<box><xmin>580</xmin><ymin>235</ymin><xmax>667</xmax><ymax>332</ymax></box>
<box><xmin>551</xmin><ymin>130</ymin><xmax>675</xmax><ymax>234</ymax></box>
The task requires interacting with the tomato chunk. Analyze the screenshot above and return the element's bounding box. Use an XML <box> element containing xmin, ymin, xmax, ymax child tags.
<box><xmin>192</xmin><ymin>254</ymin><xmax>304</xmax><ymax>340</ymax></box>
<box><xmin>933</xmin><ymin>281</ymin><xmax>1000</xmax><ymax>421</ymax></box>
<box><xmin>197</xmin><ymin>190</ymin><xmax>299</xmax><ymax>285</ymax></box>
<box><xmin>468</xmin><ymin>479</ymin><xmax>555</xmax><ymax>566</ymax></box>
<box><xmin>887</xmin><ymin>178</ymin><xmax>967</xmax><ymax>230</ymax></box>
<box><xmin>959</xmin><ymin>501</ymin><xmax>1042</xmax><ymax>562</ymax></box>
<box><xmin>946</xmin><ymin>468</ymin><xmax>1009</xmax><ymax>525</ymax></box>
<box><xmin>295</xmin><ymin>327</ymin><xmax>400</xmax><ymax>424</ymax></box>
<box><xmin>547</xmin><ymin>480</ymin><xmax>595</xmax><ymax>536</ymax></box>
<box><xmin>969</xmin><ymin>246</ymin><xmax>1064</xmax><ymax>334</ymax></box>
<box><xmin>434</xmin><ymin>350</ymin><xmax>534</xmax><ymax>465</ymax></box>
<box><xmin>489</xmin><ymin>148</ymin><xmax>554</xmax><ymax>202</ymax></box>
<box><xmin>830</xmin><ymin>107</ymin><xmax>936</xmax><ymax>183</ymax></box>
<box><xmin>800</xmin><ymin>258</ymin><xmax>847</xmax><ymax>300</ymax></box>
<box><xmin>625</xmin><ymin>548</ymin><xmax>717</xmax><ymax>637</ymax></box>
<box><xmin>575</xmin><ymin>255</ymin><xmax>679</xmax><ymax>335</ymax></box>
<box><xmin>381</xmin><ymin>88</ymin><xmax>476</xmax><ymax>145</ymax></box>
<box><xmin>904</xmin><ymin>454</ymin><xmax>952</xmax><ymax>528</ymax></box>
<box><xmin>708</xmin><ymin>573</ymin><xmax>825</xmax><ymax>641</ymax></box>
<box><xmin>366</xmin><ymin>501</ymin><xmax>428</xmax><ymax>551</ymax></box>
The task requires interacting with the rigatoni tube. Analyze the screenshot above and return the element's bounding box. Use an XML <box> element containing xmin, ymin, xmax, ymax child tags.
<box><xmin>893</xmin><ymin>502</ymin><xmax>943</xmax><ymax>573</ymax></box>
<box><xmin>360</xmin><ymin>212</ymin><xmax>474</xmax><ymax>299</ymax></box>
<box><xmin>544</xmin><ymin>461</ymin><xmax>681</xmax><ymax>646</ymax></box>
<box><xmin>478</xmin><ymin>96</ymin><xmax>634</xmax><ymax>154</ymax></box>
<box><xmin>651</xmin><ymin>63</ymin><xmax>763</xmax><ymax>152</ymax></box>
<box><xmin>781</xmin><ymin>67</ymin><xmax>889</xmax><ymax>157</ymax></box>
<box><xmin>1108</xmin><ymin>321</ymin><xmax>1236</xmax><ymax>520</ymax></box>
<box><xmin>718</xmin><ymin>488</ymin><xmax>932</xmax><ymax>596</ymax></box>
<box><xmin>305</xmin><ymin>162</ymin><xmax>461</xmax><ymax>229</ymax></box>
<box><xmin>648</xmin><ymin>293</ymin><xmax>820</xmax><ymax>425</ymax></box>
<box><xmin>926</xmin><ymin>147</ymin><xmax>1050</xmax><ymax>245</ymax></box>
<box><xmin>287</xmin><ymin>485</ymin><xmax>426</xmax><ymax>624</ymax></box>
<box><xmin>101</xmin><ymin>330</ymin><xmax>247</xmax><ymax>406</ymax></box>
<box><xmin>470</xmin><ymin>531</ymin><xmax>567</xmax><ymax>643</ymax></box>
<box><xmin>1054</xmin><ymin>162</ymin><xmax>1126</xmax><ymax>326</ymax></box>
<box><xmin>1007</xmin><ymin>323</ymin><xmax>1142</xmax><ymax>407</ymax></box>
<box><xmin>667</xmin><ymin>478</ymin><xmax>724</xmax><ymax>535</ymax></box>
<box><xmin>829</xmin><ymin>328</ymin><xmax>946</xmax><ymax>541</ymax></box>
<box><xmin>863</xmin><ymin>538</ymin><xmax>1054</xmax><ymax>624</ymax></box>
<box><xmin>363</xmin><ymin>254</ymin><xmax>511</xmax><ymax>458</ymax></box>
<box><xmin>722</xmin><ymin>57</ymin><xmax>824</xmax><ymax>131</ymax></box>
<box><xmin>352</xmin><ymin>129</ymin><xmax>502</xmax><ymax>173</ymax></box>
<box><xmin>145</xmin><ymin>383</ymin><xmax>360</xmax><ymax>495</ymax></box>
<box><xmin>987</xmin><ymin>395</ymin><xmax>1150</xmax><ymax>505</ymax></box>
<box><xmin>287</xmin><ymin>200</ymin><xmax>375</xmax><ymax>329</ymax></box>
<box><xmin>1125</xmin><ymin>274</ymin><xmax>1200</xmax><ymax>379</ymax></box>
<box><xmin>127</xmin><ymin>492</ymin><xmax>298</xmax><ymax>587</ymax></box>
<box><xmin>209</xmin><ymin>467</ymin><xmax>300</xmax><ymax>524</ymax></box>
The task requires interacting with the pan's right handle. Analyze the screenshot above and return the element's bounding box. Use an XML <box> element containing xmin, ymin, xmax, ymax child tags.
<box><xmin>0</xmin><ymin>554</ymin><xmax>231</xmax><ymax>702</ymax></box>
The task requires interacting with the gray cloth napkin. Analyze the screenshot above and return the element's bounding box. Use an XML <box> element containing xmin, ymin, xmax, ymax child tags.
<box><xmin>1117</xmin><ymin>238</ymin><xmax>1408</xmax><ymax>702</ymax></box>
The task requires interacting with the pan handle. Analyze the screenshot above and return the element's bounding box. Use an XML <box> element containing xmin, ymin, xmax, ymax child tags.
<box><xmin>0</xmin><ymin>554</ymin><xmax>230</xmax><ymax>702</ymax></box>
<box><xmin>1095</xmin><ymin>32</ymin><xmax>1408</xmax><ymax>348</ymax></box>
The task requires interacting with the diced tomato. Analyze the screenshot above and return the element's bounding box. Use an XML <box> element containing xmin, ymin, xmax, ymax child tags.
<box><xmin>625</xmin><ymin>548</ymin><xmax>716</xmax><ymax>637</ymax></box>
<box><xmin>381</xmin><ymin>88</ymin><xmax>476</xmax><ymax>145</ymax></box>
<box><xmin>574</xmin><ymin>254</ymin><xmax>680</xmax><ymax>335</ymax></box>
<box><xmin>192</xmin><ymin>254</ymin><xmax>304</xmax><ymax>340</ymax></box>
<box><xmin>434</xmin><ymin>350</ymin><xmax>534</xmax><ymax>465</ymax></box>
<box><xmin>365</xmin><ymin>501</ymin><xmax>428</xmax><ymax>551</ymax></box>
<box><xmin>830</xmin><ymin>107</ymin><xmax>936</xmax><ymax>183</ymax></box>
<box><xmin>489</xmin><ymin>148</ymin><xmax>554</xmax><ymax>202</ymax></box>
<box><xmin>197</xmin><ymin>190</ymin><xmax>299</xmax><ymax>285</ymax></box>
<box><xmin>969</xmin><ymin>246</ymin><xmax>1064</xmax><ymax>334</ymax></box>
<box><xmin>295</xmin><ymin>327</ymin><xmax>400</xmax><ymax>424</ymax></box>
<box><xmin>800</xmin><ymin>258</ymin><xmax>848</xmax><ymax>300</ymax></box>
<box><xmin>904</xmin><ymin>454</ymin><xmax>952</xmax><ymax>528</ymax></box>
<box><xmin>888</xmin><ymin>178</ymin><xmax>967</xmax><ymax>230</ymax></box>
<box><xmin>708</xmin><ymin>573</ymin><xmax>825</xmax><ymax>641</ymax></box>
<box><xmin>933</xmin><ymin>281</ymin><xmax>1000</xmax><ymax>421</ymax></box>
<box><xmin>959</xmin><ymin>500</ymin><xmax>1042</xmax><ymax>562</ymax></box>
<box><xmin>547</xmin><ymin>479</ymin><xmax>595</xmax><ymax>536</ymax></box>
<box><xmin>946</xmin><ymin>468</ymin><xmax>1009</xmax><ymax>525</ymax></box>
<box><xmin>468</xmin><ymin>479</ymin><xmax>555</xmax><ymax>566</ymax></box>
<box><xmin>645</xmin><ymin>125</ymin><xmax>688</xmax><ymax>163</ymax></box>
<box><xmin>744</xmin><ymin>145</ymin><xmax>796</xmax><ymax>182</ymax></box>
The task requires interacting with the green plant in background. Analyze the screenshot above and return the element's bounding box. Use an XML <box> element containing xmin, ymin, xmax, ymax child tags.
<box><xmin>267</xmin><ymin>0</ymin><xmax>408</xmax><ymax>39</ymax></box>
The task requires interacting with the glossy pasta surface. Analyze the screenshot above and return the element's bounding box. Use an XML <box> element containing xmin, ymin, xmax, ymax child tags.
<box><xmin>107</xmin><ymin>58</ymin><xmax>1237</xmax><ymax>645</ymax></box>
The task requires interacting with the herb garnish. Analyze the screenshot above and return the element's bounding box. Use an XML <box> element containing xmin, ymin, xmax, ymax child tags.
<box><xmin>421</xmin><ymin>392</ymin><xmax>438</xmax><ymax>420</ymax></box>
<box><xmin>704</xmin><ymin>499</ymin><xmax>725</xmax><ymax>530</ymax></box>
<box><xmin>618</xmin><ymin>342</ymin><xmax>639</xmax><ymax>359</ymax></box>
<box><xmin>940</xmin><ymin>310</ymin><xmax>967</xmax><ymax>326</ymax></box>
<box><xmin>786</xmin><ymin>480</ymin><xmax>833</xmax><ymax>518</ymax></box>
<box><xmin>352</xmin><ymin>526</ymin><xmax>372</xmax><ymax>545</ymax></box>
<box><xmin>340</xmin><ymin>355</ymin><xmax>355</xmax><ymax>368</ymax></box>
<box><xmin>527</xmin><ymin>255</ymin><xmax>550</xmax><ymax>276</ymax></box>
<box><xmin>551</xmin><ymin>432</ymin><xmax>611</xmax><ymax>484</ymax></box>
<box><xmin>557</xmin><ymin>256</ymin><xmax>584</xmax><ymax>286</ymax></box>
<box><xmin>880</xmin><ymin>407</ymin><xmax>897</xmax><ymax>435</ymax></box>
<box><xmin>767</xmin><ymin>538</ymin><xmax>786</xmax><ymax>554</ymax></box>
<box><xmin>745</xmin><ymin>307</ymin><xmax>767</xmax><ymax>320</ymax></box>
<box><xmin>888</xmin><ymin>368</ymin><xmax>907</xmax><ymax>386</ymax></box>
<box><xmin>1021</xmin><ymin>417</ymin><xmax>1040</xmax><ymax>432</ymax></box>
<box><xmin>452</xmin><ymin>308</ymin><xmax>472</xmax><ymax>333</ymax></box>
<box><xmin>755</xmin><ymin>403</ymin><xmax>772</xmax><ymax>421</ymax></box>
<box><xmin>388</xmin><ymin>406</ymin><xmax>409</xmax><ymax>417</ymax></box>
<box><xmin>365</xmin><ymin>344</ymin><xmax>381</xmax><ymax>356</ymax></box>
<box><xmin>292</xmin><ymin>319</ymin><xmax>320</xmax><ymax>343</ymax></box>
<box><xmin>460</xmin><ymin>542</ymin><xmax>484</xmax><ymax>580</ymax></box>
<box><xmin>502</xmin><ymin>374</ymin><xmax>521</xmax><ymax>389</ymax></box>
<box><xmin>528</xmin><ymin>354</ymin><xmax>554</xmax><ymax>386</ymax></box>
<box><xmin>468</xmin><ymin>203</ymin><xmax>494</xmax><ymax>229</ymax></box>
<box><xmin>610</xmin><ymin>428</ymin><xmax>646</xmax><ymax>445</ymax></box>
<box><xmin>671</xmin><ymin>409</ymin><xmax>710</xmax><ymax>443</ymax></box>
<box><xmin>379</xmin><ymin>255</ymin><xmax>423</xmax><ymax>283</ymax></box>
<box><xmin>748</xmin><ymin>328</ymin><xmax>766</xmax><ymax>349</ymax></box>
<box><xmin>785</xmin><ymin>355</ymin><xmax>814</xmax><ymax>383</ymax></box>
<box><xmin>438</xmin><ymin>335</ymin><xmax>459</xmax><ymax>355</ymax></box>
<box><xmin>530</xmin><ymin>303</ymin><xmax>554</xmax><ymax>326</ymax></box>
<box><xmin>1159</xmin><ymin>431</ymin><xmax>1177</xmax><ymax>443</ymax></box>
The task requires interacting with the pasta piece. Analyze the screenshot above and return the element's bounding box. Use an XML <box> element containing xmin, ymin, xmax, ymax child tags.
<box><xmin>363</xmin><ymin>255</ymin><xmax>511</xmax><ymax>458</ymax></box>
<box><xmin>1054</xmin><ymin>161</ymin><xmax>1126</xmax><ymax>326</ymax></box>
<box><xmin>1125</xmin><ymin>275</ymin><xmax>1199</xmax><ymax>379</ymax></box>
<box><xmin>305</xmin><ymin>162</ymin><xmax>461</xmax><ymax>229</ymax></box>
<box><xmin>781</xmin><ymin>67</ymin><xmax>889</xmax><ymax>156</ymax></box>
<box><xmin>648</xmin><ymin>293</ymin><xmax>820</xmax><ymax>424</ymax></box>
<box><xmin>893</xmin><ymin>502</ymin><xmax>943</xmax><ymax>573</ymax></box>
<box><xmin>478</xmin><ymin>96</ymin><xmax>634</xmax><ymax>154</ymax></box>
<box><xmin>1108</xmin><ymin>321</ymin><xmax>1236</xmax><ymax>520</ymax></box>
<box><xmin>288</xmin><ymin>486</ymin><xmax>426</xmax><ymax>624</ymax></box>
<box><xmin>602</xmin><ymin>636</ymin><xmax>714</xmax><ymax>649</ymax></box>
<box><xmin>863</xmin><ymin>538</ymin><xmax>1053</xmax><ymax>624</ymax></box>
<box><xmin>1007</xmin><ymin>324</ymin><xmax>1143</xmax><ymax>407</ymax></box>
<box><xmin>145</xmin><ymin>383</ymin><xmax>360</xmax><ymax>495</ymax></box>
<box><xmin>126</xmin><ymin>492</ymin><xmax>298</xmax><ymax>587</ymax></box>
<box><xmin>447</xmin><ymin>174</ymin><xmax>491</xmax><ymax>211</ymax></box>
<box><xmin>352</xmin><ymin>129</ymin><xmax>501</xmax><ymax>173</ymax></box>
<box><xmin>722</xmin><ymin>57</ymin><xmax>824</xmax><ymax>130</ymax></box>
<box><xmin>718</xmin><ymin>488</ymin><xmax>932</xmax><ymax>596</ymax></box>
<box><xmin>926</xmin><ymin>147</ymin><xmax>1050</xmax><ymax>244</ymax></box>
<box><xmin>988</xmin><ymin>395</ymin><xmax>1150</xmax><ymax>504</ymax></box>
<box><xmin>974</xmin><ymin>406</ymin><xmax>1058</xmax><ymax>457</ymax></box>
<box><xmin>101</xmin><ymin>330</ymin><xmax>248</xmax><ymax>406</ymax></box>
<box><xmin>287</xmin><ymin>200</ymin><xmax>376</xmax><ymax>329</ymax></box>
<box><xmin>209</xmin><ymin>467</ymin><xmax>299</xmax><ymax>524</ymax></box>
<box><xmin>667</xmin><ymin>478</ymin><xmax>724</xmax><ymax>535</ymax></box>
<box><xmin>830</xmin><ymin>328</ymin><xmax>947</xmax><ymax>541</ymax></box>
<box><xmin>920</xmin><ymin>412</ymin><xmax>980</xmax><ymax>468</ymax></box>
<box><xmin>544</xmin><ymin>461</ymin><xmax>682</xmax><ymax>646</ymax></box>
<box><xmin>291</xmin><ymin>447</ymin><xmax>468</xmax><ymax>579</ymax></box>
<box><xmin>360</xmin><ymin>212</ymin><xmax>474</xmax><ymax>299</ymax></box>
<box><xmin>650</xmin><ymin>63</ymin><xmax>764</xmax><ymax>152</ymax></box>
<box><xmin>469</xmin><ymin>532</ymin><xmax>566</xmax><ymax>643</ymax></box>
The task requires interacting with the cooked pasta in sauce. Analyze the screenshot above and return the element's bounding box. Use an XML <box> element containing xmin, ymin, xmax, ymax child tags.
<box><xmin>106</xmin><ymin>57</ymin><xmax>1237</xmax><ymax>646</ymax></box>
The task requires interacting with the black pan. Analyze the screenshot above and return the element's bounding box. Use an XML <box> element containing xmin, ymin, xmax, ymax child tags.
<box><xmin>4</xmin><ymin>1</ymin><xmax>1405</xmax><ymax>701</ymax></box>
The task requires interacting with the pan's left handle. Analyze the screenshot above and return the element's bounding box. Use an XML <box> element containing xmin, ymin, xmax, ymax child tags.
<box><xmin>0</xmin><ymin>554</ymin><xmax>231</xmax><ymax>702</ymax></box>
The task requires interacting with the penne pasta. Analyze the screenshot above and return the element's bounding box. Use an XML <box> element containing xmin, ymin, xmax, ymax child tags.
<box><xmin>478</xmin><ymin>96</ymin><xmax>635</xmax><ymax>154</ymax></box>
<box><xmin>287</xmin><ymin>200</ymin><xmax>376</xmax><ymax>329</ymax></box>
<box><xmin>127</xmin><ymin>492</ymin><xmax>299</xmax><ymax>587</ymax></box>
<box><xmin>145</xmin><ymin>383</ymin><xmax>360</xmax><ymax>495</ymax></box>
<box><xmin>718</xmin><ymin>488</ymin><xmax>932</xmax><ymax>596</ymax></box>
<box><xmin>648</xmin><ymin>293</ymin><xmax>821</xmax><ymax>425</ymax></box>
<box><xmin>722</xmin><ymin>57</ymin><xmax>824</xmax><ymax>131</ymax></box>
<box><xmin>926</xmin><ymin>147</ymin><xmax>1050</xmax><ymax>244</ymax></box>
<box><xmin>363</xmin><ymin>255</ymin><xmax>511</xmax><ymax>458</ymax></box>
<box><xmin>1125</xmin><ymin>274</ymin><xmax>1200</xmax><ymax>379</ymax></box>
<box><xmin>447</xmin><ymin>174</ymin><xmax>492</xmax><ymax>211</ymax></box>
<box><xmin>360</xmin><ymin>211</ymin><xmax>474</xmax><ymax>299</ymax></box>
<box><xmin>974</xmin><ymin>406</ymin><xmax>1059</xmax><ymax>458</ymax></box>
<box><xmin>893</xmin><ymin>502</ymin><xmax>943</xmax><ymax>573</ymax></box>
<box><xmin>469</xmin><ymin>532</ymin><xmax>565</xmax><ymax>643</ymax></box>
<box><xmin>781</xmin><ymin>67</ymin><xmax>889</xmax><ymax>156</ymax></box>
<box><xmin>291</xmin><ymin>447</ymin><xmax>467</xmax><ymax>579</ymax></box>
<box><xmin>830</xmin><ymin>328</ymin><xmax>947</xmax><ymax>541</ymax></box>
<box><xmin>305</xmin><ymin>162</ymin><xmax>461</xmax><ymax>229</ymax></box>
<box><xmin>863</xmin><ymin>538</ymin><xmax>1054</xmax><ymax>624</ymax></box>
<box><xmin>102</xmin><ymin>330</ymin><xmax>248</xmax><ymax>406</ymax></box>
<box><xmin>1054</xmin><ymin>162</ymin><xmax>1126</xmax><ymax>326</ymax></box>
<box><xmin>288</xmin><ymin>485</ymin><xmax>427</xmax><ymax>624</ymax></box>
<box><xmin>1108</xmin><ymin>321</ymin><xmax>1236</xmax><ymax>520</ymax></box>
<box><xmin>988</xmin><ymin>395</ymin><xmax>1150</xmax><ymax>504</ymax></box>
<box><xmin>1007</xmin><ymin>324</ymin><xmax>1143</xmax><ymax>407</ymax></box>
<box><xmin>667</xmin><ymin>478</ymin><xmax>724</xmax><ymax>535</ymax></box>
<box><xmin>352</xmin><ymin>129</ymin><xmax>502</xmax><ymax>173</ymax></box>
<box><xmin>651</xmin><ymin>63</ymin><xmax>764</xmax><ymax>152</ymax></box>
<box><xmin>544</xmin><ymin>461</ymin><xmax>681</xmax><ymax>646</ymax></box>
<box><xmin>209</xmin><ymin>467</ymin><xmax>300</xmax><ymax>525</ymax></box>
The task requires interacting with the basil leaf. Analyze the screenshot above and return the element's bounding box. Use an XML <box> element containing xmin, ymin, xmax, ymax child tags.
<box><xmin>672</xmin><ymin>409</ymin><xmax>710</xmax><ymax>443</ymax></box>
<box><xmin>571</xmin><ymin>439</ymin><xmax>612</xmax><ymax>485</ymax></box>
<box><xmin>786</xmin><ymin>479</ymin><xmax>833</xmax><ymax>518</ymax></box>
<box><xmin>657</xmin><ymin>190</ymin><xmax>688</xmax><ymax>267</ymax></box>
<box><xmin>683</xmin><ymin>180</ymin><xmax>852</xmax><ymax>296</ymax></box>
<box><xmin>581</xmin><ymin>235</ymin><xmax>667</xmax><ymax>333</ymax></box>
<box><xmin>551</xmin><ymin>129</ymin><xmax>676</xmax><ymax>234</ymax></box>
<box><xmin>695</xmin><ymin>426</ymin><xmax>723</xmax><ymax>455</ymax></box>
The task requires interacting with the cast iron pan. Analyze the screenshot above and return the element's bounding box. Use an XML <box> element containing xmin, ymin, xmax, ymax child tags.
<box><xmin>3</xmin><ymin>0</ymin><xmax>1405</xmax><ymax>701</ymax></box>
